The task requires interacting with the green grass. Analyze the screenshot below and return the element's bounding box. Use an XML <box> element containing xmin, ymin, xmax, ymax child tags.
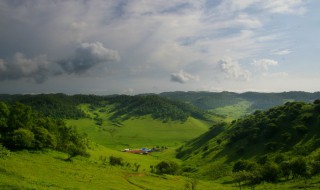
<box><xmin>0</xmin><ymin>148</ymin><xmax>231</xmax><ymax>190</ymax></box>
<box><xmin>211</xmin><ymin>101</ymin><xmax>252</xmax><ymax>122</ymax></box>
<box><xmin>67</xmin><ymin>116</ymin><xmax>209</xmax><ymax>149</ymax></box>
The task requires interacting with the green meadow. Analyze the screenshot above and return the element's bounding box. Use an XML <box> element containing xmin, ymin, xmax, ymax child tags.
<box><xmin>67</xmin><ymin>116</ymin><xmax>209</xmax><ymax>149</ymax></box>
<box><xmin>2</xmin><ymin>94</ymin><xmax>320</xmax><ymax>189</ymax></box>
<box><xmin>0</xmin><ymin>146</ymin><xmax>231</xmax><ymax>190</ymax></box>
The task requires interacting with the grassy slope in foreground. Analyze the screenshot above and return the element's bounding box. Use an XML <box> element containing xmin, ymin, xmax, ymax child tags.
<box><xmin>67</xmin><ymin>116</ymin><xmax>210</xmax><ymax>149</ymax></box>
<box><xmin>0</xmin><ymin>147</ymin><xmax>229</xmax><ymax>190</ymax></box>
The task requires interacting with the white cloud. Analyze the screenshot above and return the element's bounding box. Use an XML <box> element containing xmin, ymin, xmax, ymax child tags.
<box><xmin>251</xmin><ymin>59</ymin><xmax>278</xmax><ymax>71</ymax></box>
<box><xmin>261</xmin><ymin>0</ymin><xmax>306</xmax><ymax>15</ymax></box>
<box><xmin>218</xmin><ymin>0</ymin><xmax>306</xmax><ymax>15</ymax></box>
<box><xmin>0</xmin><ymin>0</ymin><xmax>313</xmax><ymax>93</ymax></box>
<box><xmin>263</xmin><ymin>72</ymin><xmax>289</xmax><ymax>77</ymax></box>
<box><xmin>271</xmin><ymin>49</ymin><xmax>292</xmax><ymax>55</ymax></box>
<box><xmin>218</xmin><ymin>58</ymin><xmax>251</xmax><ymax>80</ymax></box>
<box><xmin>171</xmin><ymin>70</ymin><xmax>199</xmax><ymax>84</ymax></box>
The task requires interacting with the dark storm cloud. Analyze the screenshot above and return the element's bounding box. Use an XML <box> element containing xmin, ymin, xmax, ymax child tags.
<box><xmin>0</xmin><ymin>42</ymin><xmax>120</xmax><ymax>83</ymax></box>
<box><xmin>0</xmin><ymin>53</ymin><xmax>50</xmax><ymax>83</ymax></box>
<box><xmin>58</xmin><ymin>42</ymin><xmax>120</xmax><ymax>74</ymax></box>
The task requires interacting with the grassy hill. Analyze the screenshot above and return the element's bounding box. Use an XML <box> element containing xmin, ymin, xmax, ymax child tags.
<box><xmin>175</xmin><ymin>100</ymin><xmax>320</xmax><ymax>188</ymax></box>
<box><xmin>3</xmin><ymin>93</ymin><xmax>320</xmax><ymax>189</ymax></box>
<box><xmin>0</xmin><ymin>146</ymin><xmax>231</xmax><ymax>190</ymax></box>
<box><xmin>160</xmin><ymin>91</ymin><xmax>320</xmax><ymax>119</ymax></box>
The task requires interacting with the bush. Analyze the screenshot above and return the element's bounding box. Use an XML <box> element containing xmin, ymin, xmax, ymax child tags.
<box><xmin>261</xmin><ymin>162</ymin><xmax>280</xmax><ymax>182</ymax></box>
<box><xmin>280</xmin><ymin>161</ymin><xmax>291</xmax><ymax>180</ymax></box>
<box><xmin>233</xmin><ymin>160</ymin><xmax>258</xmax><ymax>172</ymax></box>
<box><xmin>265</xmin><ymin>142</ymin><xmax>279</xmax><ymax>151</ymax></box>
<box><xmin>290</xmin><ymin>157</ymin><xmax>308</xmax><ymax>178</ymax></box>
<box><xmin>293</xmin><ymin>125</ymin><xmax>308</xmax><ymax>135</ymax></box>
<box><xmin>310</xmin><ymin>161</ymin><xmax>320</xmax><ymax>175</ymax></box>
<box><xmin>109</xmin><ymin>156</ymin><xmax>123</xmax><ymax>166</ymax></box>
<box><xmin>155</xmin><ymin>161</ymin><xmax>180</xmax><ymax>175</ymax></box>
<box><xmin>0</xmin><ymin>144</ymin><xmax>10</xmax><ymax>158</ymax></box>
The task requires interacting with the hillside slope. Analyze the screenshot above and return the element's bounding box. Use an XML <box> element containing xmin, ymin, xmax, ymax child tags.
<box><xmin>0</xmin><ymin>94</ymin><xmax>211</xmax><ymax>122</ymax></box>
<box><xmin>160</xmin><ymin>91</ymin><xmax>320</xmax><ymax>113</ymax></box>
<box><xmin>176</xmin><ymin>100</ymin><xmax>320</xmax><ymax>180</ymax></box>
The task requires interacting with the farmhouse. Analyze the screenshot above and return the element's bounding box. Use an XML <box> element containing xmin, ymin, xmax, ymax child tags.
<box><xmin>122</xmin><ymin>148</ymin><xmax>153</xmax><ymax>155</ymax></box>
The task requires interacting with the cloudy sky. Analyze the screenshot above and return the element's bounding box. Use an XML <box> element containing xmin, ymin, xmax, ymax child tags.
<box><xmin>0</xmin><ymin>0</ymin><xmax>319</xmax><ymax>95</ymax></box>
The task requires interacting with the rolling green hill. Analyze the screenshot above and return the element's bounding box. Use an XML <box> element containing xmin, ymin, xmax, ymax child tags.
<box><xmin>160</xmin><ymin>91</ymin><xmax>320</xmax><ymax>119</ymax></box>
<box><xmin>0</xmin><ymin>93</ymin><xmax>211</xmax><ymax>122</ymax></box>
<box><xmin>176</xmin><ymin>100</ymin><xmax>320</xmax><ymax>187</ymax></box>
<box><xmin>3</xmin><ymin>93</ymin><xmax>320</xmax><ymax>189</ymax></box>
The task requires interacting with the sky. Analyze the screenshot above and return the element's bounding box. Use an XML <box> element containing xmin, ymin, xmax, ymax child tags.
<box><xmin>0</xmin><ymin>0</ymin><xmax>320</xmax><ymax>95</ymax></box>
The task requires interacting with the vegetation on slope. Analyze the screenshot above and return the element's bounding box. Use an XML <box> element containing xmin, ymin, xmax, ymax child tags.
<box><xmin>0</xmin><ymin>101</ymin><xmax>88</xmax><ymax>159</ymax></box>
<box><xmin>0</xmin><ymin>94</ymin><xmax>210</xmax><ymax>123</ymax></box>
<box><xmin>160</xmin><ymin>91</ymin><xmax>320</xmax><ymax>115</ymax></box>
<box><xmin>106</xmin><ymin>94</ymin><xmax>209</xmax><ymax>122</ymax></box>
<box><xmin>176</xmin><ymin>100</ymin><xmax>320</xmax><ymax>188</ymax></box>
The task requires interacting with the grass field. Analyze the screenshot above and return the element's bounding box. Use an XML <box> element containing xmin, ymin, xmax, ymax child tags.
<box><xmin>67</xmin><ymin>115</ymin><xmax>210</xmax><ymax>149</ymax></box>
<box><xmin>4</xmin><ymin>101</ymin><xmax>320</xmax><ymax>189</ymax></box>
<box><xmin>0</xmin><ymin>147</ymin><xmax>233</xmax><ymax>190</ymax></box>
<box><xmin>2</xmin><ymin>148</ymin><xmax>319</xmax><ymax>189</ymax></box>
<box><xmin>211</xmin><ymin>101</ymin><xmax>252</xmax><ymax>122</ymax></box>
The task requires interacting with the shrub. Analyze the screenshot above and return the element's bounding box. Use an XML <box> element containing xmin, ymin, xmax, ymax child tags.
<box><xmin>261</xmin><ymin>162</ymin><xmax>280</xmax><ymax>182</ymax></box>
<box><xmin>310</xmin><ymin>161</ymin><xmax>320</xmax><ymax>175</ymax></box>
<box><xmin>280</xmin><ymin>161</ymin><xmax>291</xmax><ymax>180</ymax></box>
<box><xmin>155</xmin><ymin>161</ymin><xmax>180</xmax><ymax>175</ymax></box>
<box><xmin>281</xmin><ymin>132</ymin><xmax>292</xmax><ymax>142</ymax></box>
<box><xmin>233</xmin><ymin>160</ymin><xmax>258</xmax><ymax>172</ymax></box>
<box><xmin>265</xmin><ymin>142</ymin><xmax>278</xmax><ymax>151</ymax></box>
<box><xmin>109</xmin><ymin>156</ymin><xmax>123</xmax><ymax>166</ymax></box>
<box><xmin>0</xmin><ymin>144</ymin><xmax>10</xmax><ymax>158</ymax></box>
<box><xmin>293</xmin><ymin>125</ymin><xmax>308</xmax><ymax>135</ymax></box>
<box><xmin>290</xmin><ymin>157</ymin><xmax>308</xmax><ymax>178</ymax></box>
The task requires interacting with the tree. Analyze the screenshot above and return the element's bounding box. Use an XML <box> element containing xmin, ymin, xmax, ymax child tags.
<box><xmin>10</xmin><ymin>128</ymin><xmax>35</xmax><ymax>149</ymax></box>
<box><xmin>7</xmin><ymin>102</ymin><xmax>33</xmax><ymax>131</ymax></box>
<box><xmin>56</xmin><ymin>126</ymin><xmax>89</xmax><ymax>160</ymax></box>
<box><xmin>0</xmin><ymin>102</ymin><xmax>9</xmax><ymax>133</ymax></box>
<box><xmin>32</xmin><ymin>126</ymin><xmax>57</xmax><ymax>149</ymax></box>
<box><xmin>155</xmin><ymin>161</ymin><xmax>180</xmax><ymax>175</ymax></box>
<box><xmin>233</xmin><ymin>160</ymin><xmax>258</xmax><ymax>172</ymax></box>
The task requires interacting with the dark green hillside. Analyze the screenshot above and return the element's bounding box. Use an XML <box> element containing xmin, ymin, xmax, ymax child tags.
<box><xmin>160</xmin><ymin>91</ymin><xmax>320</xmax><ymax>118</ymax></box>
<box><xmin>160</xmin><ymin>91</ymin><xmax>243</xmax><ymax>110</ymax></box>
<box><xmin>107</xmin><ymin>95</ymin><xmax>209</xmax><ymax>122</ymax></box>
<box><xmin>176</xmin><ymin>100</ymin><xmax>320</xmax><ymax>184</ymax></box>
<box><xmin>0</xmin><ymin>94</ymin><xmax>87</xmax><ymax>119</ymax></box>
<box><xmin>0</xmin><ymin>94</ymin><xmax>210</xmax><ymax>123</ymax></box>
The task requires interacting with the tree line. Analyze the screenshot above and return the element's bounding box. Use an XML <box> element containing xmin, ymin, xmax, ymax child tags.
<box><xmin>0</xmin><ymin>93</ymin><xmax>209</xmax><ymax>123</ymax></box>
<box><xmin>0</xmin><ymin>101</ymin><xmax>88</xmax><ymax>159</ymax></box>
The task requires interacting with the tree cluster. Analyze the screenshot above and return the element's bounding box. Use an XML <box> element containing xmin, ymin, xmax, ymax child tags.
<box><xmin>227</xmin><ymin>101</ymin><xmax>320</xmax><ymax>155</ymax></box>
<box><xmin>232</xmin><ymin>154</ymin><xmax>316</xmax><ymax>188</ymax></box>
<box><xmin>108</xmin><ymin>95</ymin><xmax>206</xmax><ymax>122</ymax></box>
<box><xmin>0</xmin><ymin>102</ymin><xmax>88</xmax><ymax>159</ymax></box>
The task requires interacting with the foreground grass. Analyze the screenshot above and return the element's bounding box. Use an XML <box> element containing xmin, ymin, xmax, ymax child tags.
<box><xmin>0</xmin><ymin>148</ymin><xmax>230</xmax><ymax>190</ymax></box>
